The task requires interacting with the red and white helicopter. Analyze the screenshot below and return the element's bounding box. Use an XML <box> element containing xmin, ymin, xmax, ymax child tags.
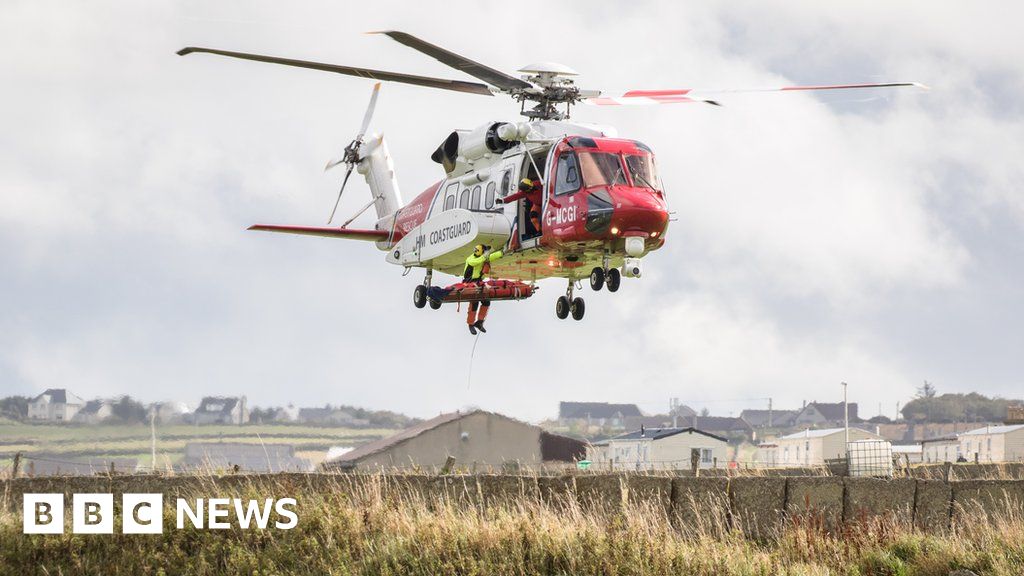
<box><xmin>178</xmin><ymin>31</ymin><xmax>922</xmax><ymax>320</ymax></box>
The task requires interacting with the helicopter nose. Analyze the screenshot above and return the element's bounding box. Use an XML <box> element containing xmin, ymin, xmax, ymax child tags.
<box><xmin>610</xmin><ymin>189</ymin><xmax>669</xmax><ymax>239</ymax></box>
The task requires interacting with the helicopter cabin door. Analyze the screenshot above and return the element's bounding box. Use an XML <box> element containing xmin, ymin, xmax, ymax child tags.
<box><xmin>516</xmin><ymin>146</ymin><xmax>551</xmax><ymax>250</ymax></box>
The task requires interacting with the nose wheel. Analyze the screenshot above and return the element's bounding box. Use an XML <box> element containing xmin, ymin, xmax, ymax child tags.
<box><xmin>590</xmin><ymin>255</ymin><xmax>621</xmax><ymax>293</ymax></box>
<box><xmin>606</xmin><ymin>268</ymin><xmax>621</xmax><ymax>292</ymax></box>
<box><xmin>556</xmin><ymin>280</ymin><xmax>585</xmax><ymax>321</ymax></box>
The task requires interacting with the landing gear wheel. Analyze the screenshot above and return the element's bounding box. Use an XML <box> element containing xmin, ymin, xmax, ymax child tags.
<box><xmin>413</xmin><ymin>285</ymin><xmax>427</xmax><ymax>308</ymax></box>
<box><xmin>428</xmin><ymin>298</ymin><xmax>442</xmax><ymax>310</ymax></box>
<box><xmin>606</xmin><ymin>268</ymin><xmax>621</xmax><ymax>292</ymax></box>
<box><xmin>555</xmin><ymin>296</ymin><xmax>570</xmax><ymax>319</ymax></box>
<box><xmin>571</xmin><ymin>297</ymin><xmax>586</xmax><ymax>320</ymax></box>
<box><xmin>589</xmin><ymin>267</ymin><xmax>605</xmax><ymax>291</ymax></box>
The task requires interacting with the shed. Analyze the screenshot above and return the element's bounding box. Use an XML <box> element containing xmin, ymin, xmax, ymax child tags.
<box><xmin>322</xmin><ymin>409</ymin><xmax>584</xmax><ymax>472</ymax></box>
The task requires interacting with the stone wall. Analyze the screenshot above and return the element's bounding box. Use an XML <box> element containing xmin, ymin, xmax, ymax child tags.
<box><xmin>4</xmin><ymin>473</ymin><xmax>1021</xmax><ymax>538</ymax></box>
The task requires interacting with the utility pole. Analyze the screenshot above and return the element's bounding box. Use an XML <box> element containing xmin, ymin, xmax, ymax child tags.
<box><xmin>768</xmin><ymin>397</ymin><xmax>773</xmax><ymax>428</ymax></box>
<box><xmin>842</xmin><ymin>382</ymin><xmax>849</xmax><ymax>445</ymax></box>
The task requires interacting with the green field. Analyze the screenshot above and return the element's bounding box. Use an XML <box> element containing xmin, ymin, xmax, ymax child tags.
<box><xmin>0</xmin><ymin>422</ymin><xmax>397</xmax><ymax>471</ymax></box>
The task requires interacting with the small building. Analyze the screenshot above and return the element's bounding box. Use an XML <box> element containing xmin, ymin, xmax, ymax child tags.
<box><xmin>27</xmin><ymin>389</ymin><xmax>85</xmax><ymax>422</ymax></box>
<box><xmin>793</xmin><ymin>402</ymin><xmax>859</xmax><ymax>427</ymax></box>
<box><xmin>558</xmin><ymin>402</ymin><xmax>642</xmax><ymax>428</ymax></box>
<box><xmin>920</xmin><ymin>435</ymin><xmax>959</xmax><ymax>463</ymax></box>
<box><xmin>959</xmin><ymin>424</ymin><xmax>1024</xmax><ymax>463</ymax></box>
<box><xmin>772</xmin><ymin>427</ymin><xmax>882</xmax><ymax>467</ymax></box>
<box><xmin>590</xmin><ymin>427</ymin><xmax>728</xmax><ymax>471</ymax></box>
<box><xmin>740</xmin><ymin>409</ymin><xmax>797</xmax><ymax>429</ymax></box>
<box><xmin>181</xmin><ymin>442</ymin><xmax>312</xmax><ymax>472</ymax></box>
<box><xmin>191</xmin><ymin>396</ymin><xmax>249</xmax><ymax>425</ymax></box>
<box><xmin>322</xmin><ymin>410</ymin><xmax>584</xmax><ymax>472</ymax></box>
<box><xmin>72</xmin><ymin>400</ymin><xmax>113</xmax><ymax>424</ymax></box>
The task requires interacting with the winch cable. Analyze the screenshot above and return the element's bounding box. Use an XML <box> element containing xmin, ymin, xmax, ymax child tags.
<box><xmin>467</xmin><ymin>331</ymin><xmax>481</xmax><ymax>389</ymax></box>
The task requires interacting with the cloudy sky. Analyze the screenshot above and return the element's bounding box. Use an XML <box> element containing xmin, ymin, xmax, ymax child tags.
<box><xmin>2</xmin><ymin>1</ymin><xmax>1021</xmax><ymax>422</ymax></box>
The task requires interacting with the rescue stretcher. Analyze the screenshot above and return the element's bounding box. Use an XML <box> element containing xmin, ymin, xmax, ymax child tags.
<box><xmin>426</xmin><ymin>279</ymin><xmax>537</xmax><ymax>305</ymax></box>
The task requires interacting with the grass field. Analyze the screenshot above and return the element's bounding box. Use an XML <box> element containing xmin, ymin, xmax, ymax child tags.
<box><xmin>1</xmin><ymin>474</ymin><xmax>1022</xmax><ymax>575</ymax></box>
<box><xmin>0</xmin><ymin>422</ymin><xmax>397</xmax><ymax>470</ymax></box>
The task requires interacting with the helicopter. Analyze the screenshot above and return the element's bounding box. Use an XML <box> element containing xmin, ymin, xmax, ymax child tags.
<box><xmin>177</xmin><ymin>31</ymin><xmax>923</xmax><ymax>321</ymax></box>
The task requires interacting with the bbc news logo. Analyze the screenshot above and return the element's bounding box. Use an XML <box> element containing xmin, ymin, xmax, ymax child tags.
<box><xmin>23</xmin><ymin>494</ymin><xmax>298</xmax><ymax>534</ymax></box>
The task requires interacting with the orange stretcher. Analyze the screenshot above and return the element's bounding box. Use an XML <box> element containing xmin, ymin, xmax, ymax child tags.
<box><xmin>427</xmin><ymin>279</ymin><xmax>537</xmax><ymax>305</ymax></box>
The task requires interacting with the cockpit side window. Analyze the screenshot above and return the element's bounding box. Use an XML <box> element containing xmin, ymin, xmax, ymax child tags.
<box><xmin>554</xmin><ymin>152</ymin><xmax>581</xmax><ymax>196</ymax></box>
<box><xmin>459</xmin><ymin>188</ymin><xmax>470</xmax><ymax>209</ymax></box>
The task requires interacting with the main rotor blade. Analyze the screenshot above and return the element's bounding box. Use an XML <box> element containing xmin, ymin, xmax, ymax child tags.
<box><xmin>370</xmin><ymin>31</ymin><xmax>532</xmax><ymax>92</ymax></box>
<box><xmin>357</xmin><ymin>82</ymin><xmax>381</xmax><ymax>140</ymax></box>
<box><xmin>328</xmin><ymin>165</ymin><xmax>355</xmax><ymax>225</ymax></box>
<box><xmin>584</xmin><ymin>81</ymin><xmax>927</xmax><ymax>106</ymax></box>
<box><xmin>177</xmin><ymin>47</ymin><xmax>495</xmax><ymax>96</ymax></box>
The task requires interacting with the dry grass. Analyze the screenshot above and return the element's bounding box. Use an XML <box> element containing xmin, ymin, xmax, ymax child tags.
<box><xmin>1</xmin><ymin>474</ymin><xmax>1022</xmax><ymax>575</ymax></box>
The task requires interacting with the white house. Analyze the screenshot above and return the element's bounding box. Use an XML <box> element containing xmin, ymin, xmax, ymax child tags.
<box><xmin>191</xmin><ymin>396</ymin><xmax>249</xmax><ymax>425</ymax></box>
<box><xmin>921</xmin><ymin>435</ymin><xmax>960</xmax><ymax>463</ymax></box>
<box><xmin>773</xmin><ymin>427</ymin><xmax>883</xmax><ymax>467</ymax></box>
<box><xmin>587</xmin><ymin>427</ymin><xmax>728</xmax><ymax>471</ymax></box>
<box><xmin>27</xmin><ymin>389</ymin><xmax>85</xmax><ymax>422</ymax></box>
<box><xmin>959</xmin><ymin>424</ymin><xmax>1024</xmax><ymax>463</ymax></box>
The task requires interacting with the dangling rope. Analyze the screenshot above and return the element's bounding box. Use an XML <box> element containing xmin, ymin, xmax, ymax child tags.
<box><xmin>467</xmin><ymin>332</ymin><xmax>481</xmax><ymax>389</ymax></box>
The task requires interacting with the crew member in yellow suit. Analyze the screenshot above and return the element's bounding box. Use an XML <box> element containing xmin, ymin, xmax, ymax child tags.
<box><xmin>463</xmin><ymin>244</ymin><xmax>503</xmax><ymax>335</ymax></box>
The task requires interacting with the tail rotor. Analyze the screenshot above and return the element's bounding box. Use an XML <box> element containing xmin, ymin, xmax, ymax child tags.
<box><xmin>325</xmin><ymin>82</ymin><xmax>381</xmax><ymax>224</ymax></box>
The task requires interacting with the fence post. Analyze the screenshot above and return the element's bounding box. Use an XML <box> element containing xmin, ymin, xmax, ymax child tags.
<box><xmin>690</xmin><ymin>449</ymin><xmax>700</xmax><ymax>477</ymax></box>
<box><xmin>440</xmin><ymin>455</ymin><xmax>456</xmax><ymax>475</ymax></box>
<box><xmin>943</xmin><ymin>461</ymin><xmax>953</xmax><ymax>483</ymax></box>
<box><xmin>11</xmin><ymin>452</ymin><xmax>21</xmax><ymax>479</ymax></box>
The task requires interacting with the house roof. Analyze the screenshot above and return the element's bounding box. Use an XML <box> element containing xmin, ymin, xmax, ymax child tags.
<box><xmin>740</xmin><ymin>409</ymin><xmax>797</xmax><ymax>427</ymax></box>
<box><xmin>624</xmin><ymin>415</ymin><xmax>676</xmax><ymax>428</ymax></box>
<box><xmin>961</xmin><ymin>424</ymin><xmax>1024</xmax><ymax>436</ymax></box>
<box><xmin>559</xmin><ymin>402</ymin><xmax>642</xmax><ymax>419</ymax></box>
<box><xmin>800</xmin><ymin>402</ymin><xmax>859</xmax><ymax>421</ymax></box>
<box><xmin>32</xmin><ymin>389</ymin><xmax>80</xmax><ymax>404</ymax></box>
<box><xmin>327</xmin><ymin>410</ymin><xmax>529</xmax><ymax>466</ymax></box>
<box><xmin>686</xmin><ymin>416</ymin><xmax>753</xmax><ymax>433</ymax></box>
<box><xmin>779</xmin><ymin>427</ymin><xmax>849</xmax><ymax>440</ymax></box>
<box><xmin>196</xmin><ymin>397</ymin><xmax>239</xmax><ymax>415</ymax></box>
<box><xmin>609</xmin><ymin>427</ymin><xmax>728</xmax><ymax>443</ymax></box>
